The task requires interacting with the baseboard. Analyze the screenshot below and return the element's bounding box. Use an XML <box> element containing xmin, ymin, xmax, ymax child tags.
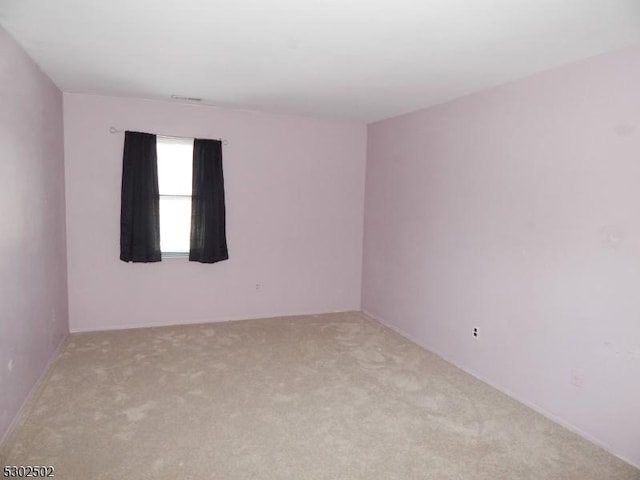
<box><xmin>70</xmin><ymin>309</ymin><xmax>360</xmax><ymax>334</ymax></box>
<box><xmin>0</xmin><ymin>333</ymin><xmax>70</xmax><ymax>450</ymax></box>
<box><xmin>360</xmin><ymin>308</ymin><xmax>640</xmax><ymax>471</ymax></box>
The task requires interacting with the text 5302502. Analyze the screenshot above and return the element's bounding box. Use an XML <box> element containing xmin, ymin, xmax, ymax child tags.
<box><xmin>3</xmin><ymin>466</ymin><xmax>54</xmax><ymax>477</ymax></box>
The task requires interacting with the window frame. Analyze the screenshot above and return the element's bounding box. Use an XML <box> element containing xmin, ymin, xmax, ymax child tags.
<box><xmin>156</xmin><ymin>135</ymin><xmax>194</xmax><ymax>258</ymax></box>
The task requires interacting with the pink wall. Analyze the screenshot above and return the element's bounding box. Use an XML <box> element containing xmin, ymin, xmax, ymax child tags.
<box><xmin>63</xmin><ymin>94</ymin><xmax>366</xmax><ymax>332</ymax></box>
<box><xmin>362</xmin><ymin>48</ymin><xmax>640</xmax><ymax>466</ymax></box>
<box><xmin>0</xmin><ymin>28</ymin><xmax>69</xmax><ymax>442</ymax></box>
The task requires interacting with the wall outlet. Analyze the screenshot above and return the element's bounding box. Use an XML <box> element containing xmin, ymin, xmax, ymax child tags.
<box><xmin>473</xmin><ymin>327</ymin><xmax>478</xmax><ymax>337</ymax></box>
<box><xmin>255</xmin><ymin>283</ymin><xmax>261</xmax><ymax>292</ymax></box>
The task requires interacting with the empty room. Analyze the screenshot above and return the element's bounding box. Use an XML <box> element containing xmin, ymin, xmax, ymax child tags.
<box><xmin>1</xmin><ymin>0</ymin><xmax>639</xmax><ymax>478</ymax></box>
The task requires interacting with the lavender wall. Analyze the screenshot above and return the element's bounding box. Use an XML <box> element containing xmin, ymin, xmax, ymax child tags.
<box><xmin>63</xmin><ymin>94</ymin><xmax>366</xmax><ymax>332</ymax></box>
<box><xmin>362</xmin><ymin>48</ymin><xmax>640</xmax><ymax>466</ymax></box>
<box><xmin>0</xmin><ymin>28</ymin><xmax>69</xmax><ymax>442</ymax></box>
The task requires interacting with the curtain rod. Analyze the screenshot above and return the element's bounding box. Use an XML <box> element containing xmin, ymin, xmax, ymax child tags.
<box><xmin>109</xmin><ymin>127</ymin><xmax>229</xmax><ymax>146</ymax></box>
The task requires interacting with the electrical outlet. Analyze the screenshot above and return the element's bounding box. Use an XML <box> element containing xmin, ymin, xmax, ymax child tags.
<box><xmin>255</xmin><ymin>283</ymin><xmax>261</xmax><ymax>292</ymax></box>
<box><xmin>473</xmin><ymin>327</ymin><xmax>478</xmax><ymax>338</ymax></box>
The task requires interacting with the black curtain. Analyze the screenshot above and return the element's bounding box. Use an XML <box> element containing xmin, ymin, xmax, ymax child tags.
<box><xmin>189</xmin><ymin>139</ymin><xmax>229</xmax><ymax>263</ymax></box>
<box><xmin>120</xmin><ymin>131</ymin><xmax>161</xmax><ymax>262</ymax></box>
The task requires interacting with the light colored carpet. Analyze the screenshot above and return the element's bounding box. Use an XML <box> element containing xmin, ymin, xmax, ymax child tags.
<box><xmin>1</xmin><ymin>312</ymin><xmax>637</xmax><ymax>479</ymax></box>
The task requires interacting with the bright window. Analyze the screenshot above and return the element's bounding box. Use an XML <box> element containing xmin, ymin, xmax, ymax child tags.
<box><xmin>157</xmin><ymin>136</ymin><xmax>193</xmax><ymax>255</ymax></box>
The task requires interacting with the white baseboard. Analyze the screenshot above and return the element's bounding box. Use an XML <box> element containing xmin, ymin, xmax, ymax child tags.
<box><xmin>69</xmin><ymin>309</ymin><xmax>359</xmax><ymax>333</ymax></box>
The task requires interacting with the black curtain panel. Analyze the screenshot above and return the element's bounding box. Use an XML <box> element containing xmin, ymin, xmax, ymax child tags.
<box><xmin>189</xmin><ymin>139</ymin><xmax>229</xmax><ymax>263</ymax></box>
<box><xmin>120</xmin><ymin>131</ymin><xmax>161</xmax><ymax>262</ymax></box>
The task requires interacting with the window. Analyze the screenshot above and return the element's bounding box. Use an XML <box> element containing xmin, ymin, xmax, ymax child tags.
<box><xmin>120</xmin><ymin>130</ymin><xmax>228</xmax><ymax>264</ymax></box>
<box><xmin>157</xmin><ymin>136</ymin><xmax>193</xmax><ymax>255</ymax></box>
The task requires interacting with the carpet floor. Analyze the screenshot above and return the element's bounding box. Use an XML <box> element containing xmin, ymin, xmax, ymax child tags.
<box><xmin>1</xmin><ymin>312</ymin><xmax>637</xmax><ymax>479</ymax></box>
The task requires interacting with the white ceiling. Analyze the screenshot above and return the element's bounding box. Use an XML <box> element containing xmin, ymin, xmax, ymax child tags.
<box><xmin>1</xmin><ymin>0</ymin><xmax>639</xmax><ymax>122</ymax></box>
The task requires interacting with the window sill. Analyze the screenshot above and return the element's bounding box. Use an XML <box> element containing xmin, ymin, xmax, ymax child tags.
<box><xmin>161</xmin><ymin>252</ymin><xmax>189</xmax><ymax>260</ymax></box>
